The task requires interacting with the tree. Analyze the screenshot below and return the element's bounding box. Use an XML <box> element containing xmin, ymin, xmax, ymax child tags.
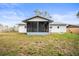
<box><xmin>44</xmin><ymin>11</ymin><xmax>52</xmax><ymax>19</ymax></box>
<box><xmin>34</xmin><ymin>9</ymin><xmax>42</xmax><ymax>16</ymax></box>
<box><xmin>34</xmin><ymin>9</ymin><xmax>52</xmax><ymax>19</ymax></box>
<box><xmin>76</xmin><ymin>11</ymin><xmax>79</xmax><ymax>18</ymax></box>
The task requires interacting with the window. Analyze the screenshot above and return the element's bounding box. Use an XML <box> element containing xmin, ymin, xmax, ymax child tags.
<box><xmin>50</xmin><ymin>26</ymin><xmax>52</xmax><ymax>28</ymax></box>
<box><xmin>57</xmin><ymin>26</ymin><xmax>59</xmax><ymax>29</ymax></box>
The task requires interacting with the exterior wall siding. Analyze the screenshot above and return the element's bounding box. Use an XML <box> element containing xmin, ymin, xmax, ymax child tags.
<box><xmin>18</xmin><ymin>24</ymin><xmax>67</xmax><ymax>34</ymax></box>
<box><xmin>49</xmin><ymin>25</ymin><xmax>66</xmax><ymax>33</ymax></box>
<box><xmin>18</xmin><ymin>25</ymin><xmax>27</xmax><ymax>33</ymax></box>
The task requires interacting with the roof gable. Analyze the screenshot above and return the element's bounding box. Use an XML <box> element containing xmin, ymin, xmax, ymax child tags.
<box><xmin>23</xmin><ymin>16</ymin><xmax>53</xmax><ymax>22</ymax></box>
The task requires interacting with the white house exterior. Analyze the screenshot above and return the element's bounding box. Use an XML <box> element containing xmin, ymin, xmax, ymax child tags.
<box><xmin>18</xmin><ymin>22</ymin><xmax>27</xmax><ymax>33</ymax></box>
<box><xmin>18</xmin><ymin>15</ymin><xmax>67</xmax><ymax>35</ymax></box>
<box><xmin>49</xmin><ymin>22</ymin><xmax>67</xmax><ymax>33</ymax></box>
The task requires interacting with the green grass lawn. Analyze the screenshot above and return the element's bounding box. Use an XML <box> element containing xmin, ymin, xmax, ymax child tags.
<box><xmin>0</xmin><ymin>32</ymin><xmax>79</xmax><ymax>56</ymax></box>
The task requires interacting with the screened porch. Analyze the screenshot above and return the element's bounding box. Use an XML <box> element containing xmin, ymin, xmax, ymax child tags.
<box><xmin>27</xmin><ymin>22</ymin><xmax>49</xmax><ymax>32</ymax></box>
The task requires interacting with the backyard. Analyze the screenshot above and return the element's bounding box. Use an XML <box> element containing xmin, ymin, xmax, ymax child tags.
<box><xmin>0</xmin><ymin>32</ymin><xmax>79</xmax><ymax>56</ymax></box>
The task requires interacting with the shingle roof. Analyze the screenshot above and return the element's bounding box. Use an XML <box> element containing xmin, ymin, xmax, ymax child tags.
<box><xmin>50</xmin><ymin>22</ymin><xmax>67</xmax><ymax>26</ymax></box>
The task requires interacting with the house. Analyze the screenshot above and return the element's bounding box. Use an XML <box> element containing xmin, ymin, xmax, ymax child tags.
<box><xmin>18</xmin><ymin>15</ymin><xmax>67</xmax><ymax>35</ymax></box>
<box><xmin>18</xmin><ymin>22</ymin><xmax>26</xmax><ymax>33</ymax></box>
<box><xmin>67</xmin><ymin>25</ymin><xmax>79</xmax><ymax>34</ymax></box>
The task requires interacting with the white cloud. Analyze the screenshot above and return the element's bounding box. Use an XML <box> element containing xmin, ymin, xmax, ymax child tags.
<box><xmin>0</xmin><ymin>10</ymin><xmax>27</xmax><ymax>27</ymax></box>
<box><xmin>52</xmin><ymin>12</ymin><xmax>79</xmax><ymax>25</ymax></box>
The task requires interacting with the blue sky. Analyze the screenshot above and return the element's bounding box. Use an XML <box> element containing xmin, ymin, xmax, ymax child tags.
<box><xmin>0</xmin><ymin>3</ymin><xmax>79</xmax><ymax>26</ymax></box>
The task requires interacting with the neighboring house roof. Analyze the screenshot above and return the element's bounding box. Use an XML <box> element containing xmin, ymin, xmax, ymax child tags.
<box><xmin>23</xmin><ymin>15</ymin><xmax>53</xmax><ymax>22</ymax></box>
<box><xmin>67</xmin><ymin>25</ymin><xmax>79</xmax><ymax>28</ymax></box>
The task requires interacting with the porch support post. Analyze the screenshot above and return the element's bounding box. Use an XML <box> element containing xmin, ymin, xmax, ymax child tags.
<box><xmin>37</xmin><ymin>22</ymin><xmax>39</xmax><ymax>32</ymax></box>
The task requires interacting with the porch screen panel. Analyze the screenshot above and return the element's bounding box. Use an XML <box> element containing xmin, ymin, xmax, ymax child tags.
<box><xmin>39</xmin><ymin>22</ymin><xmax>49</xmax><ymax>32</ymax></box>
<box><xmin>27</xmin><ymin>22</ymin><xmax>37</xmax><ymax>32</ymax></box>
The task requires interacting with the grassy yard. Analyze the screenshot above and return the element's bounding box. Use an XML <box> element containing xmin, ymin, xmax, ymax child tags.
<box><xmin>0</xmin><ymin>32</ymin><xmax>79</xmax><ymax>56</ymax></box>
